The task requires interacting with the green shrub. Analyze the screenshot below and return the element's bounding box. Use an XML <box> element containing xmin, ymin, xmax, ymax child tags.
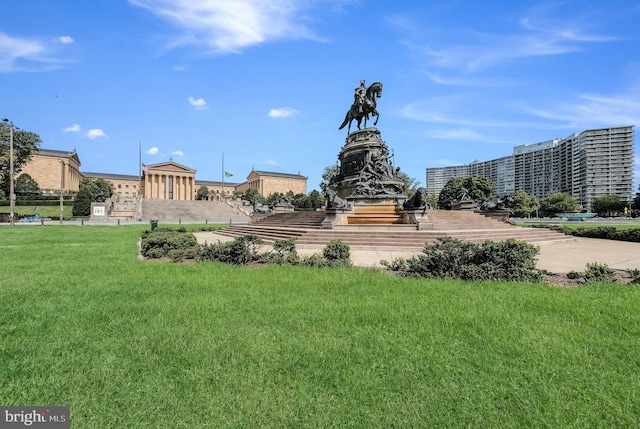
<box><xmin>270</xmin><ymin>237</ymin><xmax>299</xmax><ymax>264</ymax></box>
<box><xmin>321</xmin><ymin>240</ymin><xmax>352</xmax><ymax>267</ymax></box>
<box><xmin>582</xmin><ymin>262</ymin><xmax>617</xmax><ymax>284</ymax></box>
<box><xmin>197</xmin><ymin>234</ymin><xmax>264</xmax><ymax>265</ymax></box>
<box><xmin>385</xmin><ymin>237</ymin><xmax>544</xmax><ymax>283</ymax></box>
<box><xmin>627</xmin><ymin>269</ymin><xmax>640</xmax><ymax>285</ymax></box>
<box><xmin>140</xmin><ymin>228</ymin><xmax>198</xmax><ymax>259</ymax></box>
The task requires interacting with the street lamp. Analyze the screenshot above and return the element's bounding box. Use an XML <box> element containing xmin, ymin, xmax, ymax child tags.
<box><xmin>60</xmin><ymin>160</ymin><xmax>65</xmax><ymax>223</ymax></box>
<box><xmin>2</xmin><ymin>119</ymin><xmax>15</xmax><ymax>226</ymax></box>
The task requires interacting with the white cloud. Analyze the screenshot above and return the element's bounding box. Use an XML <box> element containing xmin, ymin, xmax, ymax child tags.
<box><xmin>56</xmin><ymin>36</ymin><xmax>74</xmax><ymax>44</ymax></box>
<box><xmin>524</xmin><ymin>91</ymin><xmax>640</xmax><ymax>128</ymax></box>
<box><xmin>268</xmin><ymin>107</ymin><xmax>299</xmax><ymax>118</ymax></box>
<box><xmin>0</xmin><ymin>32</ymin><xmax>72</xmax><ymax>73</ymax></box>
<box><xmin>392</xmin><ymin>10</ymin><xmax>616</xmax><ymax>73</ymax></box>
<box><xmin>261</xmin><ymin>159</ymin><xmax>279</xmax><ymax>166</ymax></box>
<box><xmin>173</xmin><ymin>65</ymin><xmax>185</xmax><ymax>71</ymax></box>
<box><xmin>188</xmin><ymin>96</ymin><xmax>208</xmax><ymax>109</ymax></box>
<box><xmin>147</xmin><ymin>146</ymin><xmax>159</xmax><ymax>155</ymax></box>
<box><xmin>63</xmin><ymin>123</ymin><xmax>81</xmax><ymax>132</ymax></box>
<box><xmin>86</xmin><ymin>129</ymin><xmax>107</xmax><ymax>139</ymax></box>
<box><xmin>171</xmin><ymin>150</ymin><xmax>184</xmax><ymax>156</ymax></box>
<box><xmin>127</xmin><ymin>0</ymin><xmax>350</xmax><ymax>53</ymax></box>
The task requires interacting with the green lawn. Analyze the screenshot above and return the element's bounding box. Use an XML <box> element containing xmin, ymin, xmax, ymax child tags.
<box><xmin>0</xmin><ymin>204</ymin><xmax>73</xmax><ymax>220</ymax></box>
<box><xmin>1</xmin><ymin>225</ymin><xmax>639</xmax><ymax>427</ymax></box>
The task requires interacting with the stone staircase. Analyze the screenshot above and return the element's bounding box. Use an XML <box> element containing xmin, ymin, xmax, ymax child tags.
<box><xmin>141</xmin><ymin>199</ymin><xmax>250</xmax><ymax>224</ymax></box>
<box><xmin>214</xmin><ymin>209</ymin><xmax>573</xmax><ymax>250</ymax></box>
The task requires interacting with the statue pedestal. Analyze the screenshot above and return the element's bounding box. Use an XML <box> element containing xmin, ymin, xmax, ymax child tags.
<box><xmin>452</xmin><ymin>199</ymin><xmax>476</xmax><ymax>211</ymax></box>
<box><xmin>402</xmin><ymin>209</ymin><xmax>433</xmax><ymax>230</ymax></box>
<box><xmin>90</xmin><ymin>202</ymin><xmax>110</xmax><ymax>221</ymax></box>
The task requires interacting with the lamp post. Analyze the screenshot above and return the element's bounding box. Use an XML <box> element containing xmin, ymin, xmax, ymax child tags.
<box><xmin>3</xmin><ymin>119</ymin><xmax>15</xmax><ymax>226</ymax></box>
<box><xmin>60</xmin><ymin>160</ymin><xmax>65</xmax><ymax>223</ymax></box>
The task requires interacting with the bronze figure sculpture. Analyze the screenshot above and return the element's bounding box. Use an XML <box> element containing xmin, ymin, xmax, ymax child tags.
<box><xmin>339</xmin><ymin>81</ymin><xmax>383</xmax><ymax>134</ymax></box>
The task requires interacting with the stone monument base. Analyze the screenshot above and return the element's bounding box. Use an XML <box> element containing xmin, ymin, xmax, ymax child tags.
<box><xmin>90</xmin><ymin>202</ymin><xmax>110</xmax><ymax>221</ymax></box>
<box><xmin>452</xmin><ymin>199</ymin><xmax>477</xmax><ymax>210</ymax></box>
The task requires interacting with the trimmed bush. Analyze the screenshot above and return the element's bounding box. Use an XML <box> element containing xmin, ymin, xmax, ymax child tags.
<box><xmin>322</xmin><ymin>240</ymin><xmax>352</xmax><ymax>267</ymax></box>
<box><xmin>140</xmin><ymin>228</ymin><xmax>199</xmax><ymax>260</ymax></box>
<box><xmin>197</xmin><ymin>234</ymin><xmax>264</xmax><ymax>265</ymax></box>
<box><xmin>385</xmin><ymin>237</ymin><xmax>544</xmax><ymax>283</ymax></box>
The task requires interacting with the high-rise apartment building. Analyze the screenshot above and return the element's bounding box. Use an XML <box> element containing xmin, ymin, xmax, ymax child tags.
<box><xmin>425</xmin><ymin>126</ymin><xmax>635</xmax><ymax>211</ymax></box>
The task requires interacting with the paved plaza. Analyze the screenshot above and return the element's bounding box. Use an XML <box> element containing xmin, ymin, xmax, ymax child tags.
<box><xmin>195</xmin><ymin>232</ymin><xmax>640</xmax><ymax>274</ymax></box>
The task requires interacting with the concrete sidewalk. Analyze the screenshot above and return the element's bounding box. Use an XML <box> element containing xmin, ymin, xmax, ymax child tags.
<box><xmin>194</xmin><ymin>232</ymin><xmax>640</xmax><ymax>274</ymax></box>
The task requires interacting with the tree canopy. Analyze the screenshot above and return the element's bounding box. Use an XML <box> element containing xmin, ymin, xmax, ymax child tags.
<box><xmin>0</xmin><ymin>121</ymin><xmax>41</xmax><ymax>198</ymax></box>
<box><xmin>14</xmin><ymin>173</ymin><xmax>41</xmax><ymax>196</ymax></box>
<box><xmin>195</xmin><ymin>185</ymin><xmax>210</xmax><ymax>200</ymax></box>
<box><xmin>437</xmin><ymin>176</ymin><xmax>496</xmax><ymax>210</ymax></box>
<box><xmin>591</xmin><ymin>194</ymin><xmax>627</xmax><ymax>217</ymax></box>
<box><xmin>538</xmin><ymin>192</ymin><xmax>580</xmax><ymax>217</ymax></box>
<box><xmin>507</xmin><ymin>190</ymin><xmax>539</xmax><ymax>218</ymax></box>
<box><xmin>72</xmin><ymin>178</ymin><xmax>114</xmax><ymax>217</ymax></box>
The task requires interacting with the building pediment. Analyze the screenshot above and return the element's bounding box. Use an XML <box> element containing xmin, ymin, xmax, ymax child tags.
<box><xmin>145</xmin><ymin>161</ymin><xmax>196</xmax><ymax>175</ymax></box>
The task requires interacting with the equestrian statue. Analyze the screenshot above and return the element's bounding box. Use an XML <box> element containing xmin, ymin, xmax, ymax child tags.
<box><xmin>339</xmin><ymin>80</ymin><xmax>383</xmax><ymax>134</ymax></box>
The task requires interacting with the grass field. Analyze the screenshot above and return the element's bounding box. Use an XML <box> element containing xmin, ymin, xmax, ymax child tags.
<box><xmin>1</xmin><ymin>225</ymin><xmax>639</xmax><ymax>427</ymax></box>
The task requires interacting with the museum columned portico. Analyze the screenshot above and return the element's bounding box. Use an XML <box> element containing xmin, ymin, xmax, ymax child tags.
<box><xmin>143</xmin><ymin>162</ymin><xmax>197</xmax><ymax>200</ymax></box>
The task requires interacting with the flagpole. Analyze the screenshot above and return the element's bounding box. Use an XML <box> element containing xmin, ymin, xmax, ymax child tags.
<box><xmin>222</xmin><ymin>151</ymin><xmax>224</xmax><ymax>200</ymax></box>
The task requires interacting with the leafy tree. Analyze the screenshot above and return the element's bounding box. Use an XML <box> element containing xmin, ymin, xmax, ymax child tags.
<box><xmin>0</xmin><ymin>121</ymin><xmax>41</xmax><ymax>197</ymax></box>
<box><xmin>632</xmin><ymin>185</ymin><xmax>640</xmax><ymax>211</ymax></box>
<box><xmin>72</xmin><ymin>186</ymin><xmax>93</xmax><ymax>216</ymax></box>
<box><xmin>507</xmin><ymin>189</ymin><xmax>539</xmax><ymax>218</ymax></box>
<box><xmin>464</xmin><ymin>175</ymin><xmax>496</xmax><ymax>201</ymax></box>
<box><xmin>72</xmin><ymin>178</ymin><xmax>114</xmax><ymax>216</ymax></box>
<box><xmin>591</xmin><ymin>194</ymin><xmax>627</xmax><ymax>217</ymax></box>
<box><xmin>14</xmin><ymin>173</ymin><xmax>41</xmax><ymax>196</ymax></box>
<box><xmin>437</xmin><ymin>177</ymin><xmax>465</xmax><ymax>210</ymax></box>
<box><xmin>539</xmin><ymin>192</ymin><xmax>580</xmax><ymax>217</ymax></box>
<box><xmin>396</xmin><ymin>170</ymin><xmax>420</xmax><ymax>196</ymax></box>
<box><xmin>425</xmin><ymin>193</ymin><xmax>439</xmax><ymax>209</ymax></box>
<box><xmin>241</xmin><ymin>188</ymin><xmax>265</xmax><ymax>205</ymax></box>
<box><xmin>195</xmin><ymin>185</ymin><xmax>210</xmax><ymax>200</ymax></box>
<box><xmin>437</xmin><ymin>176</ymin><xmax>495</xmax><ymax>210</ymax></box>
<box><xmin>320</xmin><ymin>165</ymin><xmax>339</xmax><ymax>192</ymax></box>
<box><xmin>307</xmin><ymin>189</ymin><xmax>325</xmax><ymax>210</ymax></box>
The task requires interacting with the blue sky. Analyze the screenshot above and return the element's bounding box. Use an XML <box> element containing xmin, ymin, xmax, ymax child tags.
<box><xmin>1</xmin><ymin>0</ymin><xmax>639</xmax><ymax>192</ymax></box>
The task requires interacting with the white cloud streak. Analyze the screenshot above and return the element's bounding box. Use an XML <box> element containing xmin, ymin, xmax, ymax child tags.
<box><xmin>86</xmin><ymin>129</ymin><xmax>107</xmax><ymax>139</ymax></box>
<box><xmin>268</xmin><ymin>107</ymin><xmax>299</xmax><ymax>118</ymax></box>
<box><xmin>127</xmin><ymin>0</ymin><xmax>350</xmax><ymax>53</ymax></box>
<box><xmin>0</xmin><ymin>32</ymin><xmax>73</xmax><ymax>73</ymax></box>
<box><xmin>57</xmin><ymin>36</ymin><xmax>74</xmax><ymax>44</ymax></box>
<box><xmin>63</xmin><ymin>124</ymin><xmax>81</xmax><ymax>132</ymax></box>
<box><xmin>188</xmin><ymin>96</ymin><xmax>208</xmax><ymax>109</ymax></box>
<box><xmin>171</xmin><ymin>150</ymin><xmax>184</xmax><ymax>156</ymax></box>
<box><xmin>392</xmin><ymin>9</ymin><xmax>616</xmax><ymax>74</ymax></box>
<box><xmin>147</xmin><ymin>146</ymin><xmax>159</xmax><ymax>155</ymax></box>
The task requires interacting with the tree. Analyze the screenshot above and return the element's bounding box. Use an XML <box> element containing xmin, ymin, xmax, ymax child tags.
<box><xmin>14</xmin><ymin>173</ymin><xmax>40</xmax><ymax>196</ymax></box>
<box><xmin>241</xmin><ymin>188</ymin><xmax>265</xmax><ymax>205</ymax></box>
<box><xmin>507</xmin><ymin>189</ymin><xmax>539</xmax><ymax>218</ymax></box>
<box><xmin>320</xmin><ymin>165</ymin><xmax>339</xmax><ymax>192</ymax></box>
<box><xmin>538</xmin><ymin>192</ymin><xmax>580</xmax><ymax>217</ymax></box>
<box><xmin>195</xmin><ymin>185</ymin><xmax>210</xmax><ymax>200</ymax></box>
<box><xmin>438</xmin><ymin>177</ymin><xmax>465</xmax><ymax>210</ymax></box>
<box><xmin>591</xmin><ymin>194</ymin><xmax>627</xmax><ymax>217</ymax></box>
<box><xmin>72</xmin><ymin>186</ymin><xmax>93</xmax><ymax>216</ymax></box>
<box><xmin>0</xmin><ymin>121</ymin><xmax>41</xmax><ymax>198</ymax></box>
<box><xmin>307</xmin><ymin>190</ymin><xmax>325</xmax><ymax>210</ymax></box>
<box><xmin>632</xmin><ymin>185</ymin><xmax>640</xmax><ymax>211</ymax></box>
<box><xmin>396</xmin><ymin>171</ymin><xmax>420</xmax><ymax>196</ymax></box>
<box><xmin>437</xmin><ymin>176</ymin><xmax>496</xmax><ymax>210</ymax></box>
<box><xmin>72</xmin><ymin>178</ymin><xmax>114</xmax><ymax>216</ymax></box>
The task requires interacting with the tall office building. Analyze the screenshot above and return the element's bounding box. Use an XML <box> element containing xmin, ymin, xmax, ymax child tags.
<box><xmin>425</xmin><ymin>126</ymin><xmax>635</xmax><ymax>211</ymax></box>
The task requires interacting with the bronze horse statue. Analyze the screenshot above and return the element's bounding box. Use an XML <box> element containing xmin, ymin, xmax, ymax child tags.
<box><xmin>339</xmin><ymin>82</ymin><xmax>383</xmax><ymax>134</ymax></box>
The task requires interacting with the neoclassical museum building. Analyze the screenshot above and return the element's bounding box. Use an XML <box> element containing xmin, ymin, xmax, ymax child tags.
<box><xmin>20</xmin><ymin>148</ymin><xmax>307</xmax><ymax>200</ymax></box>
